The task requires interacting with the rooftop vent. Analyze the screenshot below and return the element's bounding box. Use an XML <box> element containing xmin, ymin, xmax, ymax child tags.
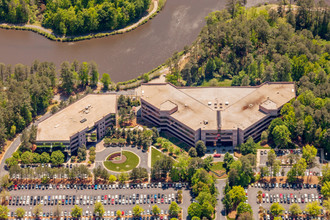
<box><xmin>249</xmin><ymin>104</ymin><xmax>253</xmax><ymax>108</ymax></box>
<box><xmin>203</xmin><ymin>120</ymin><xmax>208</xmax><ymax>125</ymax></box>
<box><xmin>80</xmin><ymin>118</ymin><xmax>87</xmax><ymax>123</ymax></box>
<box><xmin>184</xmin><ymin>104</ymin><xmax>188</xmax><ymax>107</ymax></box>
<box><xmin>225</xmin><ymin>101</ymin><xmax>229</xmax><ymax>105</ymax></box>
<box><xmin>208</xmin><ymin>102</ymin><xmax>212</xmax><ymax>106</ymax></box>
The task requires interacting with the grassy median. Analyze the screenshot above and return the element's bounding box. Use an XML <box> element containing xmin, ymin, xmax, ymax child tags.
<box><xmin>103</xmin><ymin>151</ymin><xmax>139</xmax><ymax>172</ymax></box>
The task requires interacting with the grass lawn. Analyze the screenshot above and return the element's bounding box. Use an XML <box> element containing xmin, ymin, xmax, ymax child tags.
<box><xmin>103</xmin><ymin>151</ymin><xmax>139</xmax><ymax>172</ymax></box>
<box><xmin>160</xmin><ymin>131</ymin><xmax>190</xmax><ymax>151</ymax></box>
<box><xmin>257</xmin><ymin>144</ymin><xmax>271</xmax><ymax>149</ymax></box>
<box><xmin>210</xmin><ymin>162</ymin><xmax>225</xmax><ymax>172</ymax></box>
<box><xmin>151</xmin><ymin>147</ymin><xmax>164</xmax><ymax>167</ymax></box>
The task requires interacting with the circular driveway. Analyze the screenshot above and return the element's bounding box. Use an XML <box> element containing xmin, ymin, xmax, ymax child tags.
<box><xmin>95</xmin><ymin>145</ymin><xmax>150</xmax><ymax>174</ymax></box>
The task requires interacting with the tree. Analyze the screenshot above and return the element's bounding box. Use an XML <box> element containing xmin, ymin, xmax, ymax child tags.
<box><xmin>0</xmin><ymin>205</ymin><xmax>9</xmax><ymax>219</ymax></box>
<box><xmin>93</xmin><ymin>202</ymin><xmax>105</xmax><ymax>217</ymax></box>
<box><xmin>228</xmin><ymin>186</ymin><xmax>246</xmax><ymax>208</ymax></box>
<box><xmin>116</xmin><ymin>210</ymin><xmax>122</xmax><ymax>217</ymax></box>
<box><xmin>33</xmin><ymin>204</ymin><xmax>43</xmax><ymax>217</ymax></box>
<box><xmin>71</xmin><ymin>205</ymin><xmax>83</xmax><ymax>218</ymax></box>
<box><xmin>169</xmin><ymin>201</ymin><xmax>181</xmax><ymax>217</ymax></box>
<box><xmin>40</xmin><ymin>152</ymin><xmax>50</xmax><ymax>163</ymax></box>
<box><xmin>101</xmin><ymin>73</ymin><xmax>111</xmax><ymax>90</ymax></box>
<box><xmin>108</xmin><ymin>175</ymin><xmax>117</xmax><ymax>183</ymax></box>
<box><xmin>224</xmin><ymin>152</ymin><xmax>234</xmax><ymax>172</ymax></box>
<box><xmin>77</xmin><ymin>145</ymin><xmax>87</xmax><ymax>162</ymax></box>
<box><xmin>270</xmin><ymin>203</ymin><xmax>285</xmax><ymax>216</ymax></box>
<box><xmin>60</xmin><ymin>61</ymin><xmax>75</xmax><ymax>94</ymax></box>
<box><xmin>289</xmin><ymin>203</ymin><xmax>302</xmax><ymax>216</ymax></box>
<box><xmin>272</xmin><ymin>125</ymin><xmax>291</xmax><ymax>148</ymax></box>
<box><xmin>0</xmin><ymin>175</ymin><xmax>12</xmax><ymax>189</ymax></box>
<box><xmin>51</xmin><ymin>150</ymin><xmax>65</xmax><ymax>166</ymax></box>
<box><xmin>302</xmin><ymin>144</ymin><xmax>317</xmax><ymax>166</ymax></box>
<box><xmin>118</xmin><ymin>172</ymin><xmax>129</xmax><ymax>183</ymax></box>
<box><xmin>321</xmin><ymin>181</ymin><xmax>330</xmax><ymax>199</ymax></box>
<box><xmin>188</xmin><ymin>147</ymin><xmax>198</xmax><ymax>157</ymax></box>
<box><xmin>21</xmin><ymin>151</ymin><xmax>34</xmax><ymax>164</ymax></box>
<box><xmin>15</xmin><ymin>207</ymin><xmax>25</xmax><ymax>219</ymax></box>
<box><xmin>260</xmin><ymin>166</ymin><xmax>269</xmax><ymax>179</ymax></box>
<box><xmin>132</xmin><ymin>205</ymin><xmax>144</xmax><ymax>217</ymax></box>
<box><xmin>89</xmin><ymin>61</ymin><xmax>99</xmax><ymax>87</ymax></box>
<box><xmin>305</xmin><ymin>201</ymin><xmax>322</xmax><ymax>217</ymax></box>
<box><xmin>201</xmin><ymin>201</ymin><xmax>214</xmax><ymax>219</ymax></box>
<box><xmin>195</xmin><ymin>141</ymin><xmax>206</xmax><ymax>157</ymax></box>
<box><xmin>240</xmin><ymin>136</ymin><xmax>258</xmax><ymax>155</ymax></box>
<box><xmin>188</xmin><ymin>203</ymin><xmax>202</xmax><ymax>218</ymax></box>
<box><xmin>152</xmin><ymin>205</ymin><xmax>161</xmax><ymax>216</ymax></box>
<box><xmin>324</xmin><ymin>198</ymin><xmax>330</xmax><ymax>216</ymax></box>
<box><xmin>267</xmin><ymin>149</ymin><xmax>276</xmax><ymax>175</ymax></box>
<box><xmin>237</xmin><ymin>202</ymin><xmax>252</xmax><ymax>215</ymax></box>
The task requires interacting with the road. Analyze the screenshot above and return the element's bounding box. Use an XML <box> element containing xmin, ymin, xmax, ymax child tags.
<box><xmin>0</xmin><ymin>113</ymin><xmax>51</xmax><ymax>175</ymax></box>
<box><xmin>216</xmin><ymin>179</ymin><xmax>227</xmax><ymax>220</ymax></box>
<box><xmin>94</xmin><ymin>145</ymin><xmax>150</xmax><ymax>174</ymax></box>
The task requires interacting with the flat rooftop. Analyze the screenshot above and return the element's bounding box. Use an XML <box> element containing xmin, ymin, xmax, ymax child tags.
<box><xmin>141</xmin><ymin>82</ymin><xmax>295</xmax><ymax>131</ymax></box>
<box><xmin>37</xmin><ymin>94</ymin><xmax>117</xmax><ymax>142</ymax></box>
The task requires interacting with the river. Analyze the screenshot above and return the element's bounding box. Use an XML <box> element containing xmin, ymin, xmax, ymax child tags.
<box><xmin>0</xmin><ymin>0</ymin><xmax>269</xmax><ymax>82</ymax></box>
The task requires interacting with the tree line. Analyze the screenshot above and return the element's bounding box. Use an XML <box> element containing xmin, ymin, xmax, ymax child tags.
<box><xmin>165</xmin><ymin>1</ymin><xmax>329</xmax><ymax>152</ymax></box>
<box><xmin>0</xmin><ymin>0</ymin><xmax>151</xmax><ymax>36</ymax></box>
<box><xmin>0</xmin><ymin>60</ymin><xmax>111</xmax><ymax>153</ymax></box>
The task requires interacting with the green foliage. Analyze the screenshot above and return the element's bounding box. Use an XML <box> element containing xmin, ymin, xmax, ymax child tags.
<box><xmin>152</xmin><ymin>205</ymin><xmax>161</xmax><ymax>216</ymax></box>
<box><xmin>188</xmin><ymin>203</ymin><xmax>202</xmax><ymax>218</ymax></box>
<box><xmin>71</xmin><ymin>205</ymin><xmax>83</xmax><ymax>218</ymax></box>
<box><xmin>195</xmin><ymin>140</ymin><xmax>206</xmax><ymax>157</ymax></box>
<box><xmin>108</xmin><ymin>174</ymin><xmax>117</xmax><ymax>183</ymax></box>
<box><xmin>270</xmin><ymin>203</ymin><xmax>285</xmax><ymax>216</ymax></box>
<box><xmin>101</xmin><ymin>73</ymin><xmax>111</xmax><ymax>91</ymax></box>
<box><xmin>305</xmin><ymin>201</ymin><xmax>322</xmax><ymax>217</ymax></box>
<box><xmin>321</xmin><ymin>181</ymin><xmax>330</xmax><ymax>199</ymax></box>
<box><xmin>51</xmin><ymin>150</ymin><xmax>65</xmax><ymax>166</ymax></box>
<box><xmin>169</xmin><ymin>201</ymin><xmax>181</xmax><ymax>217</ymax></box>
<box><xmin>237</xmin><ymin>202</ymin><xmax>253</xmax><ymax>215</ymax></box>
<box><xmin>132</xmin><ymin>205</ymin><xmax>144</xmax><ymax>217</ymax></box>
<box><xmin>289</xmin><ymin>203</ymin><xmax>302</xmax><ymax>216</ymax></box>
<box><xmin>272</xmin><ymin>125</ymin><xmax>291</xmax><ymax>148</ymax></box>
<box><xmin>188</xmin><ymin>147</ymin><xmax>198</xmax><ymax>157</ymax></box>
<box><xmin>15</xmin><ymin>207</ymin><xmax>25</xmax><ymax>218</ymax></box>
<box><xmin>93</xmin><ymin>202</ymin><xmax>105</xmax><ymax>217</ymax></box>
<box><xmin>240</xmin><ymin>136</ymin><xmax>258</xmax><ymax>155</ymax></box>
<box><xmin>227</xmin><ymin>186</ymin><xmax>246</xmax><ymax>208</ymax></box>
<box><xmin>0</xmin><ymin>205</ymin><xmax>9</xmax><ymax>219</ymax></box>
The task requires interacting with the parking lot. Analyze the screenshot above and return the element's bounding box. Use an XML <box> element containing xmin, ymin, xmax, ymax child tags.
<box><xmin>248</xmin><ymin>183</ymin><xmax>325</xmax><ymax>220</ymax></box>
<box><xmin>5</xmin><ymin>183</ymin><xmax>192</xmax><ymax>219</ymax></box>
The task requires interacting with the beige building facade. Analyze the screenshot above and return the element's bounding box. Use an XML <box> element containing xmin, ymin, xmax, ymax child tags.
<box><xmin>36</xmin><ymin>94</ymin><xmax>117</xmax><ymax>152</ymax></box>
<box><xmin>140</xmin><ymin>82</ymin><xmax>295</xmax><ymax>147</ymax></box>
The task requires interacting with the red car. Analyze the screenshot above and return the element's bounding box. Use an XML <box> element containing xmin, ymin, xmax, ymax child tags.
<box><xmin>111</xmin><ymin>199</ymin><xmax>114</xmax><ymax>205</ymax></box>
<box><xmin>104</xmin><ymin>195</ymin><xmax>107</xmax><ymax>200</ymax></box>
<box><xmin>213</xmin><ymin>154</ymin><xmax>221</xmax><ymax>158</ymax></box>
<box><xmin>161</xmin><ymin>198</ymin><xmax>164</xmax><ymax>203</ymax></box>
<box><xmin>14</xmin><ymin>185</ymin><xmax>17</xmax><ymax>190</ymax></box>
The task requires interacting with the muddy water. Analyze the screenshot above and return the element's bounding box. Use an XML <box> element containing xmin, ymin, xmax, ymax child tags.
<box><xmin>0</xmin><ymin>0</ymin><xmax>264</xmax><ymax>82</ymax></box>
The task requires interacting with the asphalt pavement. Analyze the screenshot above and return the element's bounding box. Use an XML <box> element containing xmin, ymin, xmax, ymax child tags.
<box><xmin>0</xmin><ymin>113</ymin><xmax>51</xmax><ymax>175</ymax></box>
<box><xmin>6</xmin><ymin>184</ymin><xmax>192</xmax><ymax>219</ymax></box>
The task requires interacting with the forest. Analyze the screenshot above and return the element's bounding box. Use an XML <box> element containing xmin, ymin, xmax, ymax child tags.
<box><xmin>165</xmin><ymin>0</ymin><xmax>329</xmax><ymax>153</ymax></box>
<box><xmin>0</xmin><ymin>60</ymin><xmax>104</xmax><ymax>151</ymax></box>
<box><xmin>0</xmin><ymin>0</ymin><xmax>151</xmax><ymax>35</ymax></box>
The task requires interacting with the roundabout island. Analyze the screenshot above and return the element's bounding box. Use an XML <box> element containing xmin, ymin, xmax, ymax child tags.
<box><xmin>103</xmin><ymin>150</ymin><xmax>140</xmax><ymax>172</ymax></box>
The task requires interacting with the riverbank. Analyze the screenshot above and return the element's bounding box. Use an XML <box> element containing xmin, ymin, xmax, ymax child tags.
<box><xmin>0</xmin><ymin>0</ymin><xmax>165</xmax><ymax>42</ymax></box>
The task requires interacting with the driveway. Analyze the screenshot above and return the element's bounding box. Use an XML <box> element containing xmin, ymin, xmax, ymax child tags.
<box><xmin>216</xmin><ymin>179</ymin><xmax>227</xmax><ymax>219</ymax></box>
<box><xmin>0</xmin><ymin>113</ymin><xmax>51</xmax><ymax>175</ymax></box>
<box><xmin>95</xmin><ymin>145</ymin><xmax>150</xmax><ymax>174</ymax></box>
